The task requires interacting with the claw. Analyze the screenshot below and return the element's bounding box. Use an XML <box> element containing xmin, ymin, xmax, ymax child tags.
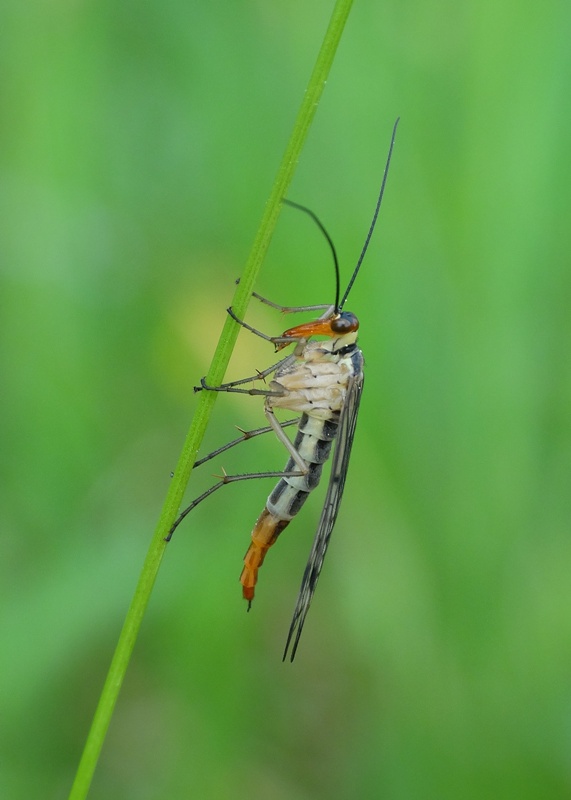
<box><xmin>227</xmin><ymin>306</ymin><xmax>244</xmax><ymax>326</ymax></box>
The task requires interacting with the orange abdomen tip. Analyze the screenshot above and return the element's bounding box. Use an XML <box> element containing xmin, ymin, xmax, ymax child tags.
<box><xmin>240</xmin><ymin>508</ymin><xmax>290</xmax><ymax>605</ymax></box>
<box><xmin>240</xmin><ymin>542</ymin><xmax>266</xmax><ymax>603</ymax></box>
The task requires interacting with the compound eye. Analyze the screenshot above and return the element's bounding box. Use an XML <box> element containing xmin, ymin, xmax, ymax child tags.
<box><xmin>331</xmin><ymin>311</ymin><xmax>359</xmax><ymax>334</ymax></box>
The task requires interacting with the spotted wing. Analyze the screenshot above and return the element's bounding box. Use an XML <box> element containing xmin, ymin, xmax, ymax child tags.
<box><xmin>283</xmin><ymin>372</ymin><xmax>365</xmax><ymax>661</ymax></box>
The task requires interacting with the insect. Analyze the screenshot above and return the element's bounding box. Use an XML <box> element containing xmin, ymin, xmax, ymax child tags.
<box><xmin>168</xmin><ymin>119</ymin><xmax>399</xmax><ymax>660</ymax></box>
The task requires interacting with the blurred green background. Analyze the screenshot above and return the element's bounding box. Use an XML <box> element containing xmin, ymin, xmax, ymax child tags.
<box><xmin>2</xmin><ymin>1</ymin><xmax>571</xmax><ymax>798</ymax></box>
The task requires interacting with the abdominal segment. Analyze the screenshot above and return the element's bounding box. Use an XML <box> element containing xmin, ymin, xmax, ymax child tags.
<box><xmin>241</xmin><ymin>510</ymin><xmax>290</xmax><ymax>604</ymax></box>
<box><xmin>239</xmin><ymin>412</ymin><xmax>339</xmax><ymax>605</ymax></box>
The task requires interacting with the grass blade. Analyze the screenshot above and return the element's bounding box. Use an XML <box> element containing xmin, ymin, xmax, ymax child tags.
<box><xmin>68</xmin><ymin>1</ymin><xmax>355</xmax><ymax>796</ymax></box>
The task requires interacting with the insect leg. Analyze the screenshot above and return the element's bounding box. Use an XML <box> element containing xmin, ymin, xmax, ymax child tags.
<box><xmin>252</xmin><ymin>292</ymin><xmax>333</xmax><ymax>315</ymax></box>
<box><xmin>226</xmin><ymin>306</ymin><xmax>299</xmax><ymax>348</ymax></box>
<box><xmin>195</xmin><ymin>354</ymin><xmax>295</xmax><ymax>393</ymax></box>
<box><xmin>166</xmin><ymin>466</ymin><xmax>305</xmax><ymax>542</ymax></box>
<box><xmin>197</xmin><ymin>379</ymin><xmax>283</xmax><ymax>397</ymax></box>
<box><xmin>166</xmin><ymin>418</ymin><xmax>300</xmax><ymax>540</ymax></box>
<box><xmin>194</xmin><ymin>417</ymin><xmax>300</xmax><ymax>468</ymax></box>
<box><xmin>264</xmin><ymin>408</ymin><xmax>308</xmax><ymax>472</ymax></box>
<box><xmin>234</xmin><ymin>278</ymin><xmax>331</xmax><ymax>315</ymax></box>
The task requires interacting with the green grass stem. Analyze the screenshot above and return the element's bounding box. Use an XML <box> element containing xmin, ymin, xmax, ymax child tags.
<box><xmin>67</xmin><ymin>1</ymin><xmax>354</xmax><ymax>797</ymax></box>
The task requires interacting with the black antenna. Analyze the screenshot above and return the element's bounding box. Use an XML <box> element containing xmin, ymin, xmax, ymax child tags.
<box><xmin>339</xmin><ymin>117</ymin><xmax>400</xmax><ymax>310</ymax></box>
<box><xmin>282</xmin><ymin>198</ymin><xmax>341</xmax><ymax>312</ymax></box>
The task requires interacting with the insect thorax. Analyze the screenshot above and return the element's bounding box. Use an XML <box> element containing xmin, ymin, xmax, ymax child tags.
<box><xmin>267</xmin><ymin>337</ymin><xmax>363</xmax><ymax>421</ymax></box>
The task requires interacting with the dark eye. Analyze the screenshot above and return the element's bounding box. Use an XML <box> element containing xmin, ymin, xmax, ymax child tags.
<box><xmin>331</xmin><ymin>312</ymin><xmax>359</xmax><ymax>334</ymax></box>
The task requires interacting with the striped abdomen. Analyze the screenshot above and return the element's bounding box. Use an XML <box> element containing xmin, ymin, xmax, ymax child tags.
<box><xmin>240</xmin><ymin>412</ymin><xmax>339</xmax><ymax>603</ymax></box>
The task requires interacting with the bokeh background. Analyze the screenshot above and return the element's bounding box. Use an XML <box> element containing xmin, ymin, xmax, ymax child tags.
<box><xmin>2</xmin><ymin>1</ymin><xmax>571</xmax><ymax>798</ymax></box>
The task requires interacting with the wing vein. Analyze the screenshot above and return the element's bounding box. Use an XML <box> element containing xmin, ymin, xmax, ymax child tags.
<box><xmin>283</xmin><ymin>372</ymin><xmax>364</xmax><ymax>661</ymax></box>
